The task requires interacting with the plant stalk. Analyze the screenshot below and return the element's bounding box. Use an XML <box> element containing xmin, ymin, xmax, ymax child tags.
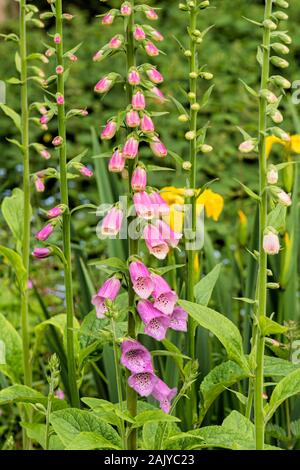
<box><xmin>55</xmin><ymin>0</ymin><xmax>80</xmax><ymax>408</ymax></box>
<box><xmin>254</xmin><ymin>0</ymin><xmax>272</xmax><ymax>450</ymax></box>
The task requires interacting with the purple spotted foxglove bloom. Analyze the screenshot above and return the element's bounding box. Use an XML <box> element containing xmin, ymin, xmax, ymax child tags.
<box><xmin>121</xmin><ymin>340</ymin><xmax>154</xmax><ymax>373</ymax></box>
<box><xmin>155</xmin><ymin>219</ymin><xmax>182</xmax><ymax>248</ymax></box>
<box><xmin>170</xmin><ymin>306</ymin><xmax>188</xmax><ymax>332</ymax></box>
<box><xmin>137</xmin><ymin>300</ymin><xmax>170</xmax><ymax>340</ymax></box>
<box><xmin>123</xmin><ymin>136</ymin><xmax>139</xmax><ymax>159</ymax></box>
<box><xmin>145</xmin><ymin>41</ymin><xmax>159</xmax><ymax>57</ymax></box>
<box><xmin>134</xmin><ymin>25</ymin><xmax>146</xmax><ymax>41</ymax></box>
<box><xmin>131</xmin><ymin>166</ymin><xmax>147</xmax><ymax>191</ymax></box>
<box><xmin>132</xmin><ymin>91</ymin><xmax>146</xmax><ymax>110</ymax></box>
<box><xmin>144</xmin><ymin>224</ymin><xmax>169</xmax><ymax>260</ymax></box>
<box><xmin>149</xmin><ymin>191</ymin><xmax>170</xmax><ymax>216</ymax></box>
<box><xmin>129</xmin><ymin>260</ymin><xmax>154</xmax><ymax>299</ymax></box>
<box><xmin>101</xmin><ymin>206</ymin><xmax>123</xmax><ymax>236</ymax></box>
<box><xmin>126</xmin><ymin>110</ymin><xmax>141</xmax><ymax>128</ymax></box>
<box><xmin>151</xmin><ymin>378</ymin><xmax>177</xmax><ymax>413</ymax></box>
<box><xmin>128</xmin><ymin>68</ymin><xmax>141</xmax><ymax>86</ymax></box>
<box><xmin>128</xmin><ymin>372</ymin><xmax>158</xmax><ymax>397</ymax></box>
<box><xmin>151</xmin><ymin>273</ymin><xmax>178</xmax><ymax>315</ymax></box>
<box><xmin>35</xmin><ymin>224</ymin><xmax>54</xmax><ymax>242</ymax></box>
<box><xmin>109</xmin><ymin>35</ymin><xmax>123</xmax><ymax>50</ymax></box>
<box><xmin>150</xmin><ymin>137</ymin><xmax>168</xmax><ymax>158</ymax></box>
<box><xmin>95</xmin><ymin>76</ymin><xmax>113</xmax><ymax>94</ymax></box>
<box><xmin>32</xmin><ymin>247</ymin><xmax>51</xmax><ymax>259</ymax></box>
<box><xmin>47</xmin><ymin>206</ymin><xmax>63</xmax><ymax>219</ymax></box>
<box><xmin>145</xmin><ymin>8</ymin><xmax>158</xmax><ymax>21</ymax></box>
<box><xmin>92</xmin><ymin>277</ymin><xmax>121</xmax><ymax>318</ymax></box>
<box><xmin>101</xmin><ymin>120</ymin><xmax>117</xmax><ymax>140</ymax></box>
<box><xmin>146</xmin><ymin>67</ymin><xmax>164</xmax><ymax>84</ymax></box>
<box><xmin>108</xmin><ymin>149</ymin><xmax>125</xmax><ymax>173</ymax></box>
<box><xmin>141</xmin><ymin>114</ymin><xmax>155</xmax><ymax>133</ymax></box>
<box><xmin>133</xmin><ymin>191</ymin><xmax>155</xmax><ymax>219</ymax></box>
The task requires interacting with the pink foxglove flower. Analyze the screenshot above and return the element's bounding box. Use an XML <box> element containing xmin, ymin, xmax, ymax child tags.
<box><xmin>131</xmin><ymin>166</ymin><xmax>147</xmax><ymax>191</ymax></box>
<box><xmin>55</xmin><ymin>389</ymin><xmax>65</xmax><ymax>400</ymax></box>
<box><xmin>146</xmin><ymin>67</ymin><xmax>164</xmax><ymax>84</ymax></box>
<box><xmin>128</xmin><ymin>372</ymin><xmax>158</xmax><ymax>397</ymax></box>
<box><xmin>145</xmin><ymin>8</ymin><xmax>158</xmax><ymax>21</ymax></box>
<box><xmin>108</xmin><ymin>150</ymin><xmax>125</xmax><ymax>173</ymax></box>
<box><xmin>36</xmin><ymin>224</ymin><xmax>54</xmax><ymax>242</ymax></box>
<box><xmin>102</xmin><ymin>13</ymin><xmax>115</xmax><ymax>25</ymax></box>
<box><xmin>151</xmin><ymin>273</ymin><xmax>178</xmax><ymax>315</ymax></box>
<box><xmin>133</xmin><ymin>191</ymin><xmax>155</xmax><ymax>219</ymax></box>
<box><xmin>155</xmin><ymin>219</ymin><xmax>182</xmax><ymax>248</ymax></box>
<box><xmin>121</xmin><ymin>340</ymin><xmax>154</xmax><ymax>374</ymax></box>
<box><xmin>40</xmin><ymin>115</ymin><xmax>48</xmax><ymax>125</ymax></box>
<box><xmin>151</xmin><ymin>86</ymin><xmax>167</xmax><ymax>104</ymax></box>
<box><xmin>170</xmin><ymin>306</ymin><xmax>188</xmax><ymax>332</ymax></box>
<box><xmin>239</xmin><ymin>140</ymin><xmax>255</xmax><ymax>153</ymax></box>
<box><xmin>54</xmin><ymin>34</ymin><xmax>61</xmax><ymax>44</ymax></box>
<box><xmin>263</xmin><ymin>232</ymin><xmax>280</xmax><ymax>255</ymax></box>
<box><xmin>121</xmin><ymin>2</ymin><xmax>132</xmax><ymax>16</ymax></box>
<box><xmin>47</xmin><ymin>206</ymin><xmax>63</xmax><ymax>219</ymax></box>
<box><xmin>32</xmin><ymin>247</ymin><xmax>51</xmax><ymax>259</ymax></box>
<box><xmin>40</xmin><ymin>149</ymin><xmax>51</xmax><ymax>160</ymax></box>
<box><xmin>149</xmin><ymin>191</ymin><xmax>170</xmax><ymax>216</ymax></box>
<box><xmin>68</xmin><ymin>53</ymin><xmax>78</xmax><ymax>62</ymax></box>
<box><xmin>95</xmin><ymin>76</ymin><xmax>113</xmax><ymax>94</ymax></box>
<box><xmin>93</xmin><ymin>50</ymin><xmax>104</xmax><ymax>62</ymax></box>
<box><xmin>132</xmin><ymin>91</ymin><xmax>146</xmax><ymax>110</ymax></box>
<box><xmin>150</xmin><ymin>30</ymin><xmax>164</xmax><ymax>42</ymax></box>
<box><xmin>128</xmin><ymin>69</ymin><xmax>141</xmax><ymax>86</ymax></box>
<box><xmin>126</xmin><ymin>110</ymin><xmax>141</xmax><ymax>128</ymax></box>
<box><xmin>109</xmin><ymin>35</ymin><xmax>123</xmax><ymax>50</ymax></box>
<box><xmin>141</xmin><ymin>114</ymin><xmax>155</xmax><ymax>133</ymax></box>
<box><xmin>56</xmin><ymin>65</ymin><xmax>64</xmax><ymax>74</ymax></box>
<box><xmin>92</xmin><ymin>277</ymin><xmax>121</xmax><ymax>318</ymax></box>
<box><xmin>56</xmin><ymin>94</ymin><xmax>64</xmax><ymax>105</ymax></box>
<box><xmin>52</xmin><ymin>136</ymin><xmax>63</xmax><ymax>146</ymax></box>
<box><xmin>151</xmin><ymin>378</ymin><xmax>177</xmax><ymax>414</ymax></box>
<box><xmin>101</xmin><ymin>207</ymin><xmax>123</xmax><ymax>236</ymax></box>
<box><xmin>278</xmin><ymin>190</ymin><xmax>292</xmax><ymax>207</ymax></box>
<box><xmin>129</xmin><ymin>260</ymin><xmax>154</xmax><ymax>299</ymax></box>
<box><xmin>145</xmin><ymin>41</ymin><xmax>159</xmax><ymax>57</ymax></box>
<box><xmin>267</xmin><ymin>167</ymin><xmax>278</xmax><ymax>185</ymax></box>
<box><xmin>134</xmin><ymin>26</ymin><xmax>146</xmax><ymax>41</ymax></box>
<box><xmin>35</xmin><ymin>176</ymin><xmax>45</xmax><ymax>193</ymax></box>
<box><xmin>80</xmin><ymin>166</ymin><xmax>93</xmax><ymax>178</ymax></box>
<box><xmin>144</xmin><ymin>224</ymin><xmax>169</xmax><ymax>260</ymax></box>
<box><xmin>137</xmin><ymin>300</ymin><xmax>170</xmax><ymax>340</ymax></box>
<box><xmin>123</xmin><ymin>136</ymin><xmax>139</xmax><ymax>159</ymax></box>
<box><xmin>150</xmin><ymin>137</ymin><xmax>168</xmax><ymax>158</ymax></box>
<box><xmin>101</xmin><ymin>120</ymin><xmax>117</xmax><ymax>140</ymax></box>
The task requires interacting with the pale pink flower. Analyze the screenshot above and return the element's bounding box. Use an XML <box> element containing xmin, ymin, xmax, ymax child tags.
<box><xmin>150</xmin><ymin>30</ymin><xmax>164</xmax><ymax>42</ymax></box>
<box><xmin>80</xmin><ymin>166</ymin><xmax>93</xmax><ymax>178</ymax></box>
<box><xmin>123</xmin><ymin>136</ymin><xmax>139</xmax><ymax>159</ymax></box>
<box><xmin>56</xmin><ymin>94</ymin><xmax>64</xmax><ymax>105</ymax></box>
<box><xmin>128</xmin><ymin>69</ymin><xmax>141</xmax><ymax>86</ymax></box>
<box><xmin>92</xmin><ymin>277</ymin><xmax>121</xmax><ymax>318</ymax></box>
<box><xmin>151</xmin><ymin>378</ymin><xmax>177</xmax><ymax>413</ymax></box>
<box><xmin>101</xmin><ymin>121</ymin><xmax>117</xmax><ymax>140</ymax></box>
<box><xmin>101</xmin><ymin>207</ymin><xmax>123</xmax><ymax>236</ymax></box>
<box><xmin>143</xmin><ymin>224</ymin><xmax>169</xmax><ymax>260</ymax></box>
<box><xmin>108</xmin><ymin>150</ymin><xmax>125</xmax><ymax>173</ymax></box>
<box><xmin>40</xmin><ymin>149</ymin><xmax>51</xmax><ymax>160</ymax></box>
<box><xmin>35</xmin><ymin>177</ymin><xmax>45</xmax><ymax>193</ymax></box>
<box><xmin>32</xmin><ymin>247</ymin><xmax>51</xmax><ymax>259</ymax></box>
<box><xmin>35</xmin><ymin>224</ymin><xmax>54</xmax><ymax>242</ymax></box>
<box><xmin>102</xmin><ymin>13</ymin><xmax>115</xmax><ymax>25</ymax></box>
<box><xmin>263</xmin><ymin>232</ymin><xmax>280</xmax><ymax>255</ymax></box>
<box><xmin>146</xmin><ymin>67</ymin><xmax>164</xmax><ymax>84</ymax></box>
<box><xmin>95</xmin><ymin>77</ymin><xmax>113</xmax><ymax>94</ymax></box>
<box><xmin>121</xmin><ymin>340</ymin><xmax>154</xmax><ymax>374</ymax></box>
<box><xmin>278</xmin><ymin>190</ymin><xmax>292</xmax><ymax>207</ymax></box>
<box><xmin>145</xmin><ymin>41</ymin><xmax>159</xmax><ymax>57</ymax></box>
<box><xmin>137</xmin><ymin>300</ymin><xmax>170</xmax><ymax>340</ymax></box>
<box><xmin>129</xmin><ymin>261</ymin><xmax>154</xmax><ymax>299</ymax></box>
<box><xmin>54</xmin><ymin>34</ymin><xmax>61</xmax><ymax>44</ymax></box>
<box><xmin>109</xmin><ymin>35</ymin><xmax>123</xmax><ymax>50</ymax></box>
<box><xmin>126</xmin><ymin>110</ymin><xmax>141</xmax><ymax>128</ymax></box>
<box><xmin>145</xmin><ymin>8</ymin><xmax>158</xmax><ymax>21</ymax></box>
<box><xmin>134</xmin><ymin>26</ymin><xmax>146</xmax><ymax>41</ymax></box>
<box><xmin>150</xmin><ymin>137</ymin><xmax>168</xmax><ymax>158</ymax></box>
<box><xmin>133</xmin><ymin>191</ymin><xmax>155</xmax><ymax>219</ymax></box>
<box><xmin>151</xmin><ymin>86</ymin><xmax>167</xmax><ymax>104</ymax></box>
<box><xmin>149</xmin><ymin>191</ymin><xmax>170</xmax><ymax>216</ymax></box>
<box><xmin>151</xmin><ymin>273</ymin><xmax>178</xmax><ymax>315</ymax></box>
<box><xmin>170</xmin><ymin>306</ymin><xmax>188</xmax><ymax>332</ymax></box>
<box><xmin>52</xmin><ymin>136</ymin><xmax>63</xmax><ymax>146</ymax></box>
<box><xmin>56</xmin><ymin>65</ymin><xmax>64</xmax><ymax>74</ymax></box>
<box><xmin>155</xmin><ymin>219</ymin><xmax>182</xmax><ymax>248</ymax></box>
<box><xmin>120</xmin><ymin>2</ymin><xmax>132</xmax><ymax>16</ymax></box>
<box><xmin>131</xmin><ymin>167</ymin><xmax>147</xmax><ymax>191</ymax></box>
<box><xmin>132</xmin><ymin>91</ymin><xmax>146</xmax><ymax>110</ymax></box>
<box><xmin>141</xmin><ymin>114</ymin><xmax>155</xmax><ymax>133</ymax></box>
<box><xmin>93</xmin><ymin>50</ymin><xmax>104</xmax><ymax>62</ymax></box>
<box><xmin>47</xmin><ymin>206</ymin><xmax>63</xmax><ymax>219</ymax></box>
<box><xmin>128</xmin><ymin>372</ymin><xmax>158</xmax><ymax>397</ymax></box>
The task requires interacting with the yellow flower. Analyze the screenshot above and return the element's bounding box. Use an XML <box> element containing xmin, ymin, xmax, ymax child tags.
<box><xmin>284</xmin><ymin>231</ymin><xmax>291</xmax><ymax>248</ymax></box>
<box><xmin>160</xmin><ymin>187</ymin><xmax>185</xmax><ymax>206</ymax></box>
<box><xmin>266</xmin><ymin>134</ymin><xmax>300</xmax><ymax>158</ymax></box>
<box><xmin>266</xmin><ymin>136</ymin><xmax>284</xmax><ymax>158</ymax></box>
<box><xmin>197</xmin><ymin>189</ymin><xmax>224</xmax><ymax>222</ymax></box>
<box><xmin>290</xmin><ymin>135</ymin><xmax>300</xmax><ymax>154</ymax></box>
<box><xmin>162</xmin><ymin>204</ymin><xmax>185</xmax><ymax>233</ymax></box>
<box><xmin>238</xmin><ymin>209</ymin><xmax>247</xmax><ymax>226</ymax></box>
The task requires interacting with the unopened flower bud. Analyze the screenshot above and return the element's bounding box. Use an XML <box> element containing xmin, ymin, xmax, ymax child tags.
<box><xmin>178</xmin><ymin>114</ymin><xmax>189</xmax><ymax>123</ymax></box>
<box><xmin>182</xmin><ymin>161</ymin><xmax>192</xmax><ymax>171</ymax></box>
<box><xmin>271</xmin><ymin>56</ymin><xmax>289</xmax><ymax>68</ymax></box>
<box><xmin>275</xmin><ymin>32</ymin><xmax>292</xmax><ymax>44</ymax></box>
<box><xmin>263</xmin><ymin>19</ymin><xmax>277</xmax><ymax>30</ymax></box>
<box><xmin>200</xmin><ymin>144</ymin><xmax>213</xmax><ymax>153</ymax></box>
<box><xmin>273</xmin><ymin>11</ymin><xmax>288</xmax><ymax>21</ymax></box>
<box><xmin>263</xmin><ymin>230</ymin><xmax>280</xmax><ymax>255</ymax></box>
<box><xmin>270</xmin><ymin>75</ymin><xmax>291</xmax><ymax>89</ymax></box>
<box><xmin>196</xmin><ymin>37</ymin><xmax>203</xmax><ymax>44</ymax></box>
<box><xmin>272</xmin><ymin>127</ymin><xmax>290</xmax><ymax>141</ymax></box>
<box><xmin>267</xmin><ymin>166</ymin><xmax>279</xmax><ymax>184</ymax></box>
<box><xmin>278</xmin><ymin>190</ymin><xmax>292</xmax><ymax>207</ymax></box>
<box><xmin>184</xmin><ymin>50</ymin><xmax>192</xmax><ymax>57</ymax></box>
<box><xmin>191</xmin><ymin>103</ymin><xmax>200</xmax><ymax>111</ymax></box>
<box><xmin>188</xmin><ymin>92</ymin><xmax>196</xmax><ymax>100</ymax></box>
<box><xmin>189</xmin><ymin>72</ymin><xmax>198</xmax><ymax>79</ymax></box>
<box><xmin>185</xmin><ymin>131</ymin><xmax>196</xmax><ymax>141</ymax></box>
<box><xmin>54</xmin><ymin>34</ymin><xmax>61</xmax><ymax>44</ymax></box>
<box><xmin>275</xmin><ymin>0</ymin><xmax>289</xmax><ymax>9</ymax></box>
<box><xmin>270</xmin><ymin>109</ymin><xmax>283</xmax><ymax>124</ymax></box>
<box><xmin>260</xmin><ymin>89</ymin><xmax>278</xmax><ymax>104</ymax></box>
<box><xmin>271</xmin><ymin>42</ymin><xmax>289</xmax><ymax>55</ymax></box>
<box><xmin>239</xmin><ymin>140</ymin><xmax>255</xmax><ymax>153</ymax></box>
<box><xmin>200</xmin><ymin>0</ymin><xmax>210</xmax><ymax>7</ymax></box>
<box><xmin>202</xmin><ymin>72</ymin><xmax>213</xmax><ymax>80</ymax></box>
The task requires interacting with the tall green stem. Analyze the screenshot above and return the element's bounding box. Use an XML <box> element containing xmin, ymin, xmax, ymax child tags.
<box><xmin>55</xmin><ymin>0</ymin><xmax>80</xmax><ymax>408</ymax></box>
<box><xmin>125</xmin><ymin>1</ymin><xmax>137</xmax><ymax>450</ymax></box>
<box><xmin>254</xmin><ymin>0</ymin><xmax>272</xmax><ymax>450</ymax></box>
<box><xmin>20</xmin><ymin>0</ymin><xmax>32</xmax><ymax>450</ymax></box>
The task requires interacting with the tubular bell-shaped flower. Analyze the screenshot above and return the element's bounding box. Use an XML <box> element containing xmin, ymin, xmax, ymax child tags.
<box><xmin>92</xmin><ymin>277</ymin><xmax>121</xmax><ymax>318</ymax></box>
<box><xmin>129</xmin><ymin>260</ymin><xmax>154</xmax><ymax>299</ymax></box>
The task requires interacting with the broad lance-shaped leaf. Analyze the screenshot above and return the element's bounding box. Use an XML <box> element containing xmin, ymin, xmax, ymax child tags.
<box><xmin>66</xmin><ymin>432</ymin><xmax>121</xmax><ymax>450</ymax></box>
<box><xmin>264</xmin><ymin>356</ymin><xmax>300</xmax><ymax>379</ymax></box>
<box><xmin>0</xmin><ymin>246</ymin><xmax>26</xmax><ymax>291</ymax></box>
<box><xmin>1</xmin><ymin>188</ymin><xmax>32</xmax><ymax>243</ymax></box>
<box><xmin>21</xmin><ymin>423</ymin><xmax>64</xmax><ymax>450</ymax></box>
<box><xmin>0</xmin><ymin>385</ymin><xmax>67</xmax><ymax>410</ymax></box>
<box><xmin>0</xmin><ymin>313</ymin><xmax>23</xmax><ymax>381</ymax></box>
<box><xmin>194</xmin><ymin>263</ymin><xmax>221</xmax><ymax>306</ymax></box>
<box><xmin>0</xmin><ymin>103</ymin><xmax>21</xmax><ymax>130</ymax></box>
<box><xmin>265</xmin><ymin>368</ymin><xmax>300</xmax><ymax>422</ymax></box>
<box><xmin>50</xmin><ymin>408</ymin><xmax>122</xmax><ymax>448</ymax></box>
<box><xmin>178</xmin><ymin>300</ymin><xmax>250</xmax><ymax>372</ymax></box>
<box><xmin>131</xmin><ymin>410</ymin><xmax>180</xmax><ymax>429</ymax></box>
<box><xmin>199</xmin><ymin>361</ymin><xmax>249</xmax><ymax>422</ymax></box>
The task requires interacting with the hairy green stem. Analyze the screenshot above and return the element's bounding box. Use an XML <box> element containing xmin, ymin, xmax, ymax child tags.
<box><xmin>125</xmin><ymin>1</ymin><xmax>137</xmax><ymax>451</ymax></box>
<box><xmin>55</xmin><ymin>0</ymin><xmax>80</xmax><ymax>408</ymax></box>
<box><xmin>20</xmin><ymin>0</ymin><xmax>32</xmax><ymax>450</ymax></box>
<box><xmin>254</xmin><ymin>0</ymin><xmax>272</xmax><ymax>450</ymax></box>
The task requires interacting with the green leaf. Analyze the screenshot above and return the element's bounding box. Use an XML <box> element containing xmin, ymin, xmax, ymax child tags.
<box><xmin>155</xmin><ymin>264</ymin><xmax>185</xmax><ymax>275</ymax></box>
<box><xmin>256</xmin><ymin>46</ymin><xmax>263</xmax><ymax>67</ymax></box>
<box><xmin>0</xmin><ymin>104</ymin><xmax>21</xmax><ymax>130</ymax></box>
<box><xmin>178</xmin><ymin>300</ymin><xmax>249</xmax><ymax>371</ymax></box>
<box><xmin>0</xmin><ymin>385</ymin><xmax>66</xmax><ymax>410</ymax></box>
<box><xmin>6</xmin><ymin>77</ymin><xmax>22</xmax><ymax>85</ymax></box>
<box><xmin>147</xmin><ymin>165</ymin><xmax>175</xmax><ymax>172</ymax></box>
<box><xmin>235</xmin><ymin>179</ymin><xmax>261</xmax><ymax>202</ymax></box>
<box><xmin>239</xmin><ymin>79</ymin><xmax>258</xmax><ymax>98</ymax></box>
<box><xmin>264</xmin><ymin>356</ymin><xmax>300</xmax><ymax>378</ymax></box>
<box><xmin>66</xmin><ymin>432</ymin><xmax>121</xmax><ymax>450</ymax></box>
<box><xmin>199</xmin><ymin>361</ymin><xmax>249</xmax><ymax>421</ymax></box>
<box><xmin>132</xmin><ymin>410</ymin><xmax>180</xmax><ymax>429</ymax></box>
<box><xmin>0</xmin><ymin>313</ymin><xmax>23</xmax><ymax>381</ymax></box>
<box><xmin>0</xmin><ymin>246</ymin><xmax>26</xmax><ymax>291</ymax></box>
<box><xmin>265</xmin><ymin>369</ymin><xmax>300</xmax><ymax>422</ymax></box>
<box><xmin>50</xmin><ymin>408</ymin><xmax>122</xmax><ymax>448</ymax></box>
<box><xmin>259</xmin><ymin>317</ymin><xmax>288</xmax><ymax>336</ymax></box>
<box><xmin>168</xmin><ymin>95</ymin><xmax>187</xmax><ymax>116</ymax></box>
<box><xmin>15</xmin><ymin>51</ymin><xmax>21</xmax><ymax>73</ymax></box>
<box><xmin>194</xmin><ymin>263</ymin><xmax>221</xmax><ymax>306</ymax></box>
<box><xmin>267</xmin><ymin>204</ymin><xmax>287</xmax><ymax>232</ymax></box>
<box><xmin>1</xmin><ymin>188</ymin><xmax>31</xmax><ymax>242</ymax></box>
<box><xmin>21</xmin><ymin>422</ymin><xmax>64</xmax><ymax>450</ymax></box>
<box><xmin>89</xmin><ymin>257</ymin><xmax>127</xmax><ymax>272</ymax></box>
<box><xmin>168</xmin><ymin>149</ymin><xmax>184</xmax><ymax>165</ymax></box>
<box><xmin>35</xmin><ymin>314</ymin><xmax>80</xmax><ymax>356</ymax></box>
<box><xmin>200</xmin><ymin>84</ymin><xmax>215</xmax><ymax>108</ymax></box>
